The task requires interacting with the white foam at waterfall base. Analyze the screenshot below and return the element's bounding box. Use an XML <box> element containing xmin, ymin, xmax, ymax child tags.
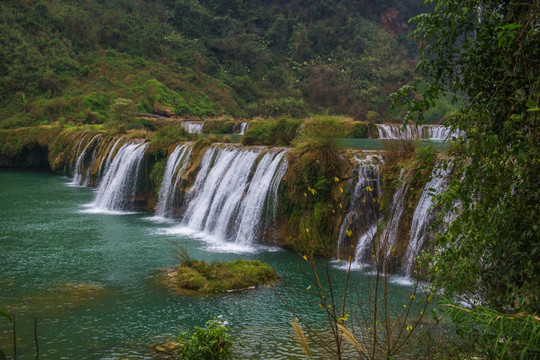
<box><xmin>82</xmin><ymin>142</ymin><xmax>148</xmax><ymax>214</ymax></box>
<box><xmin>158</xmin><ymin>226</ymin><xmax>259</xmax><ymax>253</ymax></box>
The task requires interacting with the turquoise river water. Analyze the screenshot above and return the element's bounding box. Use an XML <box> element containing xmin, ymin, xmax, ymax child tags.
<box><xmin>0</xmin><ymin>171</ymin><xmax>418</xmax><ymax>359</ymax></box>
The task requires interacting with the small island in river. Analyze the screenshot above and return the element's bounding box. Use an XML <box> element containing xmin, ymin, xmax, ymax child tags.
<box><xmin>160</xmin><ymin>258</ymin><xmax>279</xmax><ymax>294</ymax></box>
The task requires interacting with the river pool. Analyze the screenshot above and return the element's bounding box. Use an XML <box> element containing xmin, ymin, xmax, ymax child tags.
<box><xmin>0</xmin><ymin>171</ymin><xmax>417</xmax><ymax>359</ymax></box>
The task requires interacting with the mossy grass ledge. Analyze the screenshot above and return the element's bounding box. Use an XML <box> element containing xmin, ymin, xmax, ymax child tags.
<box><xmin>161</xmin><ymin>259</ymin><xmax>279</xmax><ymax>294</ymax></box>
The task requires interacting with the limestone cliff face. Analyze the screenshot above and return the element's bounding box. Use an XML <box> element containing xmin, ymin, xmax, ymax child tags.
<box><xmin>379</xmin><ymin>7</ymin><xmax>410</xmax><ymax>34</ymax></box>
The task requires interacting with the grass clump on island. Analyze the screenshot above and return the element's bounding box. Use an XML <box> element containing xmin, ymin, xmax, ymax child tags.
<box><xmin>164</xmin><ymin>244</ymin><xmax>279</xmax><ymax>293</ymax></box>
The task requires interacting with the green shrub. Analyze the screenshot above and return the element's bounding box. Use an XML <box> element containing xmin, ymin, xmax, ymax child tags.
<box><xmin>178</xmin><ymin>318</ymin><xmax>234</xmax><ymax>360</ymax></box>
<box><xmin>82</xmin><ymin>91</ymin><xmax>111</xmax><ymax>115</ymax></box>
<box><xmin>173</xmin><ymin>259</ymin><xmax>278</xmax><ymax>293</ymax></box>
<box><xmin>150</xmin><ymin>124</ymin><xmax>191</xmax><ymax>150</ymax></box>
<box><xmin>261</xmin><ymin>97</ymin><xmax>306</xmax><ymax>118</ymax></box>
<box><xmin>242</xmin><ymin>117</ymin><xmax>301</xmax><ymax>146</ymax></box>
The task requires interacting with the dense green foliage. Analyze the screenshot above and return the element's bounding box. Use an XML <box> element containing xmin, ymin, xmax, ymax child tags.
<box><xmin>395</xmin><ymin>0</ymin><xmax>540</xmax><ymax>355</ymax></box>
<box><xmin>279</xmin><ymin>116</ymin><xmax>350</xmax><ymax>254</ymax></box>
<box><xmin>178</xmin><ymin>318</ymin><xmax>234</xmax><ymax>360</ymax></box>
<box><xmin>242</xmin><ymin>117</ymin><xmax>302</xmax><ymax>146</ymax></box>
<box><xmin>0</xmin><ymin>0</ymin><xmax>422</xmax><ymax>128</ymax></box>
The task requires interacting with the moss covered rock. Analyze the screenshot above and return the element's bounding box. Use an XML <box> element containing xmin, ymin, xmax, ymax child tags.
<box><xmin>162</xmin><ymin>259</ymin><xmax>279</xmax><ymax>294</ymax></box>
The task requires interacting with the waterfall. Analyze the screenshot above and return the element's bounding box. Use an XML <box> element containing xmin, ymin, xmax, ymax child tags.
<box><xmin>69</xmin><ymin>134</ymin><xmax>101</xmax><ymax>186</ymax></box>
<box><xmin>424</xmin><ymin>125</ymin><xmax>464</xmax><ymax>140</ymax></box>
<box><xmin>181</xmin><ymin>121</ymin><xmax>204</xmax><ymax>133</ymax></box>
<box><xmin>90</xmin><ymin>141</ymin><xmax>148</xmax><ymax>212</ymax></box>
<box><xmin>154</xmin><ymin>143</ymin><xmax>193</xmax><ymax>218</ymax></box>
<box><xmin>232</xmin><ymin>150</ymin><xmax>287</xmax><ymax>245</ymax></box>
<box><xmin>377</xmin><ymin>124</ymin><xmax>463</xmax><ymax>140</ymax></box>
<box><xmin>380</xmin><ymin>169</ymin><xmax>409</xmax><ymax>259</ymax></box>
<box><xmin>403</xmin><ymin>165</ymin><xmax>450</xmax><ymax>276</ymax></box>
<box><xmin>98</xmin><ymin>137</ymin><xmax>124</xmax><ymax>178</ymax></box>
<box><xmin>351</xmin><ymin>223</ymin><xmax>378</xmax><ymax>268</ymax></box>
<box><xmin>180</xmin><ymin>145</ymin><xmax>288</xmax><ymax>247</ymax></box>
<box><xmin>238</xmin><ymin>122</ymin><xmax>249</xmax><ymax>135</ymax></box>
<box><xmin>336</xmin><ymin>154</ymin><xmax>383</xmax><ymax>257</ymax></box>
<box><xmin>376</xmin><ymin>124</ymin><xmax>422</xmax><ymax>139</ymax></box>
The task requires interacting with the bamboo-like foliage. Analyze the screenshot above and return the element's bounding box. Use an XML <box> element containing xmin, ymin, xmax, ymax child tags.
<box><xmin>442</xmin><ymin>303</ymin><xmax>540</xmax><ymax>359</ymax></box>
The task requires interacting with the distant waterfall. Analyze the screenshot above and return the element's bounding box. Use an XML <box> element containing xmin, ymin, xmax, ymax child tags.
<box><xmin>404</xmin><ymin>165</ymin><xmax>450</xmax><ymax>276</ymax></box>
<box><xmin>337</xmin><ymin>154</ymin><xmax>383</xmax><ymax>257</ymax></box>
<box><xmin>376</xmin><ymin>124</ymin><xmax>422</xmax><ymax>139</ymax></box>
<box><xmin>91</xmin><ymin>141</ymin><xmax>148</xmax><ymax>212</ymax></box>
<box><xmin>238</xmin><ymin>122</ymin><xmax>249</xmax><ymax>135</ymax></box>
<box><xmin>424</xmin><ymin>125</ymin><xmax>463</xmax><ymax>140</ymax></box>
<box><xmin>155</xmin><ymin>143</ymin><xmax>193</xmax><ymax>218</ymax></box>
<box><xmin>377</xmin><ymin>124</ymin><xmax>462</xmax><ymax>140</ymax></box>
<box><xmin>69</xmin><ymin>134</ymin><xmax>101</xmax><ymax>186</ymax></box>
<box><xmin>181</xmin><ymin>121</ymin><xmax>204</xmax><ymax>133</ymax></box>
<box><xmin>181</xmin><ymin>145</ymin><xmax>287</xmax><ymax>245</ymax></box>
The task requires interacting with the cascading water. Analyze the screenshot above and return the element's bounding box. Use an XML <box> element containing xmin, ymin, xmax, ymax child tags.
<box><xmin>424</xmin><ymin>125</ymin><xmax>463</xmax><ymax>140</ymax></box>
<box><xmin>179</xmin><ymin>145</ymin><xmax>287</xmax><ymax>248</ymax></box>
<box><xmin>351</xmin><ymin>223</ymin><xmax>378</xmax><ymax>268</ymax></box>
<box><xmin>403</xmin><ymin>165</ymin><xmax>450</xmax><ymax>276</ymax></box>
<box><xmin>154</xmin><ymin>143</ymin><xmax>193</xmax><ymax>218</ymax></box>
<box><xmin>336</xmin><ymin>154</ymin><xmax>383</xmax><ymax>257</ymax></box>
<box><xmin>97</xmin><ymin>137</ymin><xmax>124</xmax><ymax>178</ymax></box>
<box><xmin>181</xmin><ymin>121</ymin><xmax>204</xmax><ymax>133</ymax></box>
<box><xmin>238</xmin><ymin>122</ymin><xmax>249</xmax><ymax>135</ymax></box>
<box><xmin>380</xmin><ymin>169</ymin><xmax>409</xmax><ymax>259</ymax></box>
<box><xmin>376</xmin><ymin>124</ymin><xmax>422</xmax><ymax>139</ymax></box>
<box><xmin>376</xmin><ymin>124</ymin><xmax>462</xmax><ymax>140</ymax></box>
<box><xmin>69</xmin><ymin>134</ymin><xmax>101</xmax><ymax>186</ymax></box>
<box><xmin>232</xmin><ymin>150</ymin><xmax>286</xmax><ymax>245</ymax></box>
<box><xmin>90</xmin><ymin>141</ymin><xmax>148</xmax><ymax>212</ymax></box>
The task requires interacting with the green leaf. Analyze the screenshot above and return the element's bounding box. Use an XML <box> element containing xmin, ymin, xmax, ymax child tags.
<box><xmin>0</xmin><ymin>310</ymin><xmax>11</xmax><ymax>322</ymax></box>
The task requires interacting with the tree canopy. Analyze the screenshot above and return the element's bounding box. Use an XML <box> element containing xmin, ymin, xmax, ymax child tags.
<box><xmin>397</xmin><ymin>0</ymin><xmax>539</xmax><ymax>312</ymax></box>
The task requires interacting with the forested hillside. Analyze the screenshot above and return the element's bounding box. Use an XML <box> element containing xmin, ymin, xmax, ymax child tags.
<box><xmin>0</xmin><ymin>0</ymin><xmax>423</xmax><ymax>128</ymax></box>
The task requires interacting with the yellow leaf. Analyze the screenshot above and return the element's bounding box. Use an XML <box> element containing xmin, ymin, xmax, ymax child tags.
<box><xmin>303</xmin><ymin>255</ymin><xmax>308</xmax><ymax>261</ymax></box>
<box><xmin>407</xmin><ymin>325</ymin><xmax>413</xmax><ymax>333</ymax></box>
<box><xmin>334</xmin><ymin>176</ymin><xmax>339</xmax><ymax>182</ymax></box>
<box><xmin>307</xmin><ymin>285</ymin><xmax>311</xmax><ymax>290</ymax></box>
<box><xmin>366</xmin><ymin>186</ymin><xmax>373</xmax><ymax>192</ymax></box>
<box><xmin>346</xmin><ymin>229</ymin><xmax>352</xmax><ymax>237</ymax></box>
<box><xmin>340</xmin><ymin>187</ymin><xmax>343</xmax><ymax>193</ymax></box>
<box><xmin>306</xmin><ymin>228</ymin><xmax>309</xmax><ymax>233</ymax></box>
